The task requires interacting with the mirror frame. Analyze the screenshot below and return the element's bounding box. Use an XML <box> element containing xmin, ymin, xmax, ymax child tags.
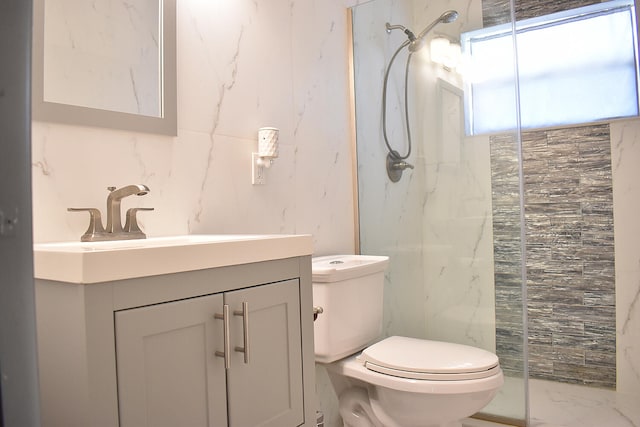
<box><xmin>32</xmin><ymin>0</ymin><xmax>177</xmax><ymax>136</ymax></box>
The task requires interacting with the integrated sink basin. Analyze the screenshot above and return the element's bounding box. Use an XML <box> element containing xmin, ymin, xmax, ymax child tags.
<box><xmin>34</xmin><ymin>234</ymin><xmax>313</xmax><ymax>284</ymax></box>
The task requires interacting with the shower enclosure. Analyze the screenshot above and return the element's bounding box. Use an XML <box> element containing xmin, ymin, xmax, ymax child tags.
<box><xmin>352</xmin><ymin>0</ymin><xmax>526</xmax><ymax>423</ymax></box>
<box><xmin>351</xmin><ymin>0</ymin><xmax>640</xmax><ymax>425</ymax></box>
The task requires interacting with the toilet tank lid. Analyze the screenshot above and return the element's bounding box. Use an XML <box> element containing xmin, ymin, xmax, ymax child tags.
<box><xmin>312</xmin><ymin>255</ymin><xmax>389</xmax><ymax>282</ymax></box>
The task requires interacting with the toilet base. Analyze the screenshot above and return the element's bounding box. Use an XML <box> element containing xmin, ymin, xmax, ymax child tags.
<box><xmin>339</xmin><ymin>387</ymin><xmax>383</xmax><ymax>427</ymax></box>
<box><xmin>338</xmin><ymin>386</ymin><xmax>466</xmax><ymax>427</ymax></box>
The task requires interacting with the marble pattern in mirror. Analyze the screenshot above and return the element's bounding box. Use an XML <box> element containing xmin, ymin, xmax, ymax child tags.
<box><xmin>32</xmin><ymin>0</ymin><xmax>176</xmax><ymax>135</ymax></box>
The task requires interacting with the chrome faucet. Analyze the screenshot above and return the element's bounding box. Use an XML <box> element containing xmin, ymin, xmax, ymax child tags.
<box><xmin>68</xmin><ymin>184</ymin><xmax>154</xmax><ymax>241</ymax></box>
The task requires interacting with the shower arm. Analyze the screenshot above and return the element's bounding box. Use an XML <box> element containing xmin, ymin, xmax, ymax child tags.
<box><xmin>385</xmin><ymin>23</ymin><xmax>417</xmax><ymax>42</ymax></box>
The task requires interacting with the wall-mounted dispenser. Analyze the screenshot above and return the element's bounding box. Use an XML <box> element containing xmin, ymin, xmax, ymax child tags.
<box><xmin>252</xmin><ymin>127</ymin><xmax>279</xmax><ymax>185</ymax></box>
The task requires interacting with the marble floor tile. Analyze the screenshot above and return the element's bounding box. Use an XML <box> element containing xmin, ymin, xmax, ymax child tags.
<box><xmin>464</xmin><ymin>378</ymin><xmax>640</xmax><ymax>427</ymax></box>
<box><xmin>529</xmin><ymin>379</ymin><xmax>639</xmax><ymax>427</ymax></box>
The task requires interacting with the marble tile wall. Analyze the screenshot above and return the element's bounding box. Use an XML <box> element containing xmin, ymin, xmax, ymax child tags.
<box><xmin>610</xmin><ymin>119</ymin><xmax>640</xmax><ymax>396</ymax></box>
<box><xmin>31</xmin><ymin>0</ymin><xmax>356</xmax><ymax>258</ymax></box>
<box><xmin>411</xmin><ymin>0</ymin><xmax>500</xmax><ymax>358</ymax></box>
<box><xmin>352</xmin><ymin>0</ymin><xmax>497</xmax><ymax>349</ymax></box>
<box><xmin>351</xmin><ymin>0</ymin><xmax>429</xmax><ymax>343</ymax></box>
<box><xmin>43</xmin><ymin>0</ymin><xmax>161</xmax><ymax>116</ymax></box>
<box><xmin>491</xmin><ymin>124</ymin><xmax>617</xmax><ymax>388</ymax></box>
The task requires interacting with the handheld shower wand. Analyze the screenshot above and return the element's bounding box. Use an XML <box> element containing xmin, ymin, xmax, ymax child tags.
<box><xmin>385</xmin><ymin>10</ymin><xmax>458</xmax><ymax>53</ymax></box>
<box><xmin>409</xmin><ymin>10</ymin><xmax>459</xmax><ymax>52</ymax></box>
<box><xmin>382</xmin><ymin>10</ymin><xmax>459</xmax><ymax>182</ymax></box>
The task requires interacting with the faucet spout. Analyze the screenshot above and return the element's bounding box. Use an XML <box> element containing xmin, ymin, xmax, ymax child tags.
<box><xmin>106</xmin><ymin>184</ymin><xmax>150</xmax><ymax>233</ymax></box>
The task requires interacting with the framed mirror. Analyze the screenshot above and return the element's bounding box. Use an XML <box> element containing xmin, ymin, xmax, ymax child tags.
<box><xmin>32</xmin><ymin>0</ymin><xmax>177</xmax><ymax>136</ymax></box>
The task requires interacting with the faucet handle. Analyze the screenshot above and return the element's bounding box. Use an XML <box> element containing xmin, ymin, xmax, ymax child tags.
<box><xmin>67</xmin><ymin>208</ymin><xmax>106</xmax><ymax>241</ymax></box>
<box><xmin>124</xmin><ymin>207</ymin><xmax>154</xmax><ymax>236</ymax></box>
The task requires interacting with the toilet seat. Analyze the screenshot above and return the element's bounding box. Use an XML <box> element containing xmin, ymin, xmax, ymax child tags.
<box><xmin>357</xmin><ymin>336</ymin><xmax>500</xmax><ymax>381</ymax></box>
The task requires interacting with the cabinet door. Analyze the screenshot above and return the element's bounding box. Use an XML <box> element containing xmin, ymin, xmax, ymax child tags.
<box><xmin>115</xmin><ymin>293</ymin><xmax>228</xmax><ymax>427</ymax></box>
<box><xmin>226</xmin><ymin>279</ymin><xmax>304</xmax><ymax>427</ymax></box>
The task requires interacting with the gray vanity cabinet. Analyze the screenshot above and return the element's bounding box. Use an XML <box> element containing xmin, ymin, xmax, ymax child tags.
<box><xmin>114</xmin><ymin>293</ymin><xmax>227</xmax><ymax>427</ymax></box>
<box><xmin>35</xmin><ymin>256</ymin><xmax>315</xmax><ymax>427</ymax></box>
<box><xmin>225</xmin><ymin>280</ymin><xmax>304</xmax><ymax>427</ymax></box>
<box><xmin>115</xmin><ymin>279</ymin><xmax>304</xmax><ymax>427</ymax></box>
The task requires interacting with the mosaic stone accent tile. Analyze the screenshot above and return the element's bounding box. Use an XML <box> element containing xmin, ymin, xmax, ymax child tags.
<box><xmin>490</xmin><ymin>124</ymin><xmax>616</xmax><ymax>389</ymax></box>
<box><xmin>482</xmin><ymin>0</ymin><xmax>606</xmax><ymax>27</ymax></box>
<box><xmin>490</xmin><ymin>132</ymin><xmax>527</xmax><ymax>377</ymax></box>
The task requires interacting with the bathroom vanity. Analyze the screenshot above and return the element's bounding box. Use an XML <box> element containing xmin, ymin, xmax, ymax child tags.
<box><xmin>33</xmin><ymin>235</ymin><xmax>316</xmax><ymax>427</ymax></box>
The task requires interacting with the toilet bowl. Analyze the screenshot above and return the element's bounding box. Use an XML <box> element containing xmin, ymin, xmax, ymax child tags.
<box><xmin>325</xmin><ymin>336</ymin><xmax>503</xmax><ymax>427</ymax></box>
<box><xmin>312</xmin><ymin>255</ymin><xmax>503</xmax><ymax>427</ymax></box>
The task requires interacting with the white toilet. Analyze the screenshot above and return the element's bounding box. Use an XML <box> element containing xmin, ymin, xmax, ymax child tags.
<box><xmin>312</xmin><ymin>255</ymin><xmax>504</xmax><ymax>427</ymax></box>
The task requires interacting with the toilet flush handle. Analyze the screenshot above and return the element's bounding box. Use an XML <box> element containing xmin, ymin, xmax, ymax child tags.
<box><xmin>313</xmin><ymin>306</ymin><xmax>324</xmax><ymax>321</ymax></box>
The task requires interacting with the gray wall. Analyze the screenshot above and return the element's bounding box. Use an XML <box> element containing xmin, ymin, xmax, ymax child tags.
<box><xmin>0</xmin><ymin>0</ymin><xmax>41</xmax><ymax>425</ymax></box>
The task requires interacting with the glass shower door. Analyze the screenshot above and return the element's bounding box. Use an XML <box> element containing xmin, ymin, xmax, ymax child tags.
<box><xmin>350</xmin><ymin>0</ymin><xmax>528</xmax><ymax>424</ymax></box>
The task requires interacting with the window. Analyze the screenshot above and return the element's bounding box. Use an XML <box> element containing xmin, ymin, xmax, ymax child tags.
<box><xmin>461</xmin><ymin>0</ymin><xmax>639</xmax><ymax>135</ymax></box>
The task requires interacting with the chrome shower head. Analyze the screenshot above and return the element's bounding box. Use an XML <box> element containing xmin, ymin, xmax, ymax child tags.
<box><xmin>409</xmin><ymin>10</ymin><xmax>459</xmax><ymax>52</ymax></box>
<box><xmin>440</xmin><ymin>10</ymin><xmax>459</xmax><ymax>24</ymax></box>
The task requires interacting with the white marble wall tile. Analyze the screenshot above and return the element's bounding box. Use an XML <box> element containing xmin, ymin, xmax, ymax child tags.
<box><xmin>44</xmin><ymin>0</ymin><xmax>160</xmax><ymax>116</ymax></box>
<box><xmin>183</xmin><ymin>134</ymin><xmax>298</xmax><ymax>235</ymax></box>
<box><xmin>290</xmin><ymin>0</ymin><xmax>357</xmax><ymax>255</ymax></box>
<box><xmin>31</xmin><ymin>122</ymin><xmax>180</xmax><ymax>242</ymax></box>
<box><xmin>177</xmin><ymin>0</ymin><xmax>253</xmax><ymax>135</ymax></box>
<box><xmin>351</xmin><ymin>0</ymin><xmax>430</xmax><ymax>342</ymax></box>
<box><xmin>346</xmin><ymin>0</ymin><xmax>377</xmax><ymax>8</ymax></box>
<box><xmin>290</xmin><ymin>2</ymin><xmax>358</xmax><ymax>425</ymax></box>
<box><xmin>610</xmin><ymin>118</ymin><xmax>640</xmax><ymax>396</ymax></box>
<box><xmin>422</xmin><ymin>133</ymin><xmax>496</xmax><ymax>351</ymax></box>
<box><xmin>615</xmin><ymin>270</ymin><xmax>640</xmax><ymax>395</ymax></box>
<box><xmin>179</xmin><ymin>0</ymin><xmax>295</xmax><ymax>142</ymax></box>
<box><xmin>351</xmin><ymin>0</ymin><xmax>496</xmax><ymax>350</ymax></box>
<box><xmin>32</xmin><ymin>0</ymin><xmax>356</xmax><ymax>254</ymax></box>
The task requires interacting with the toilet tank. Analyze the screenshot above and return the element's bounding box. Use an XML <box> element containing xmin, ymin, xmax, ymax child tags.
<box><xmin>312</xmin><ymin>255</ymin><xmax>389</xmax><ymax>363</ymax></box>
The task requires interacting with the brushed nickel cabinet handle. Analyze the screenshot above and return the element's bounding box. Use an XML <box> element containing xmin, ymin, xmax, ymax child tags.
<box><xmin>233</xmin><ymin>302</ymin><xmax>250</xmax><ymax>364</ymax></box>
<box><xmin>214</xmin><ymin>304</ymin><xmax>231</xmax><ymax>369</ymax></box>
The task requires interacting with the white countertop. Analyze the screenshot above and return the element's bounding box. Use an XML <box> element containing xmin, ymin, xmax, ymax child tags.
<box><xmin>34</xmin><ymin>234</ymin><xmax>313</xmax><ymax>284</ymax></box>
